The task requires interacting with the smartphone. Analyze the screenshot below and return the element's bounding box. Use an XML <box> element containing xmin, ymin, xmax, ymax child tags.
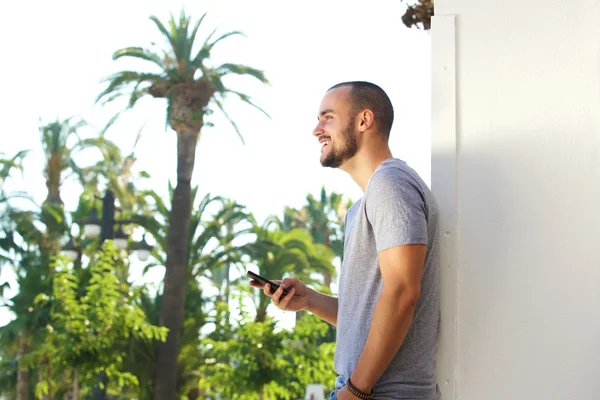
<box><xmin>247</xmin><ymin>270</ymin><xmax>290</xmax><ymax>296</ymax></box>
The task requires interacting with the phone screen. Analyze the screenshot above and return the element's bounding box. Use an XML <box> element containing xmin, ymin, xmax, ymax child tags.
<box><xmin>247</xmin><ymin>271</ymin><xmax>289</xmax><ymax>296</ymax></box>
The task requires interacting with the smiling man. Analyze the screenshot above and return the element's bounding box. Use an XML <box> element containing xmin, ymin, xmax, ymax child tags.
<box><xmin>250</xmin><ymin>81</ymin><xmax>441</xmax><ymax>400</ymax></box>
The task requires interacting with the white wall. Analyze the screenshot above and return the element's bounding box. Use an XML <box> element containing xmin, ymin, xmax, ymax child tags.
<box><xmin>431</xmin><ymin>1</ymin><xmax>600</xmax><ymax>399</ymax></box>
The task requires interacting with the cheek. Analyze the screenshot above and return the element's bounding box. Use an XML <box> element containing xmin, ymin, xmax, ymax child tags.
<box><xmin>325</xmin><ymin>120</ymin><xmax>339</xmax><ymax>132</ymax></box>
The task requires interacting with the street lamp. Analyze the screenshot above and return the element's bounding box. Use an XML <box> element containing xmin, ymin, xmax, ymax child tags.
<box><xmin>113</xmin><ymin>225</ymin><xmax>128</xmax><ymax>251</ymax></box>
<box><xmin>132</xmin><ymin>234</ymin><xmax>153</xmax><ymax>261</ymax></box>
<box><xmin>82</xmin><ymin>209</ymin><xmax>101</xmax><ymax>238</ymax></box>
<box><xmin>61</xmin><ymin>237</ymin><xmax>79</xmax><ymax>260</ymax></box>
<box><xmin>68</xmin><ymin>190</ymin><xmax>153</xmax><ymax>261</ymax></box>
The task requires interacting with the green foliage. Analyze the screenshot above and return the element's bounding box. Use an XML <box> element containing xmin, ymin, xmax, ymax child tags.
<box><xmin>199</xmin><ymin>311</ymin><xmax>336</xmax><ymax>399</ymax></box>
<box><xmin>32</xmin><ymin>241</ymin><xmax>168</xmax><ymax>397</ymax></box>
<box><xmin>199</xmin><ymin>316</ymin><xmax>290</xmax><ymax>399</ymax></box>
<box><xmin>282</xmin><ymin>314</ymin><xmax>337</xmax><ymax>395</ymax></box>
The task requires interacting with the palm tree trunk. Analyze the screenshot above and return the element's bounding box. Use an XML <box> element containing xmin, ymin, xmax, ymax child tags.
<box><xmin>71</xmin><ymin>370</ymin><xmax>79</xmax><ymax>400</ymax></box>
<box><xmin>154</xmin><ymin>129</ymin><xmax>198</xmax><ymax>400</ymax></box>
<box><xmin>44</xmin><ymin>155</ymin><xmax>63</xmax><ymax>205</ymax></box>
<box><xmin>16</xmin><ymin>333</ymin><xmax>29</xmax><ymax>400</ymax></box>
<box><xmin>256</xmin><ymin>310</ymin><xmax>267</xmax><ymax>323</ymax></box>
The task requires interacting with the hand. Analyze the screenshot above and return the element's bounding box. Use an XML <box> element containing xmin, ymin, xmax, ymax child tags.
<box><xmin>249</xmin><ymin>277</ymin><xmax>311</xmax><ymax>312</ymax></box>
<box><xmin>336</xmin><ymin>387</ymin><xmax>360</xmax><ymax>400</ymax></box>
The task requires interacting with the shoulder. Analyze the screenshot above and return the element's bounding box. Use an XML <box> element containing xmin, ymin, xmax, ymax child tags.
<box><xmin>365</xmin><ymin>161</ymin><xmax>428</xmax><ymax>215</ymax></box>
<box><xmin>367</xmin><ymin>162</ymin><xmax>424</xmax><ymax>198</ymax></box>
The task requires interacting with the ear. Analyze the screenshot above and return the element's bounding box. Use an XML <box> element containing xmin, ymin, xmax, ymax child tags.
<box><xmin>357</xmin><ymin>109</ymin><xmax>375</xmax><ymax>132</ymax></box>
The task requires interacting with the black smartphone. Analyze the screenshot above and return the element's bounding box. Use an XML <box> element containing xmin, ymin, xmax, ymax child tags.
<box><xmin>247</xmin><ymin>271</ymin><xmax>290</xmax><ymax>296</ymax></box>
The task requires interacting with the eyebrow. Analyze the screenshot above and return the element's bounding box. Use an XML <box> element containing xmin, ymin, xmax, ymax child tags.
<box><xmin>318</xmin><ymin>109</ymin><xmax>335</xmax><ymax>120</ymax></box>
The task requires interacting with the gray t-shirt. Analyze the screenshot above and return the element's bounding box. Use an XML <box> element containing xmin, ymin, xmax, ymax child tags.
<box><xmin>335</xmin><ymin>158</ymin><xmax>441</xmax><ymax>400</ymax></box>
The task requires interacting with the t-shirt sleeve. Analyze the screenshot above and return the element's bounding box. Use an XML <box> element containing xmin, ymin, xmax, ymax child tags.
<box><xmin>365</xmin><ymin>169</ymin><xmax>428</xmax><ymax>253</ymax></box>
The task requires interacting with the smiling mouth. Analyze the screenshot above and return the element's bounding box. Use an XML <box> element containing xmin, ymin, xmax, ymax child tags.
<box><xmin>319</xmin><ymin>138</ymin><xmax>331</xmax><ymax>150</ymax></box>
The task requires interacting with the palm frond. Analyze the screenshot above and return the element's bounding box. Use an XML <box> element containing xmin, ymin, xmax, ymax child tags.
<box><xmin>96</xmin><ymin>71</ymin><xmax>166</xmax><ymax>105</ymax></box>
<box><xmin>218</xmin><ymin>63</ymin><xmax>268</xmax><ymax>84</ymax></box>
<box><xmin>192</xmin><ymin>30</ymin><xmax>245</xmax><ymax>67</ymax></box>
<box><xmin>77</xmin><ymin>137</ymin><xmax>121</xmax><ymax>163</ymax></box>
<box><xmin>68</xmin><ymin>158</ymin><xmax>87</xmax><ymax>188</ymax></box>
<box><xmin>99</xmin><ymin>111</ymin><xmax>122</xmax><ymax>136</ymax></box>
<box><xmin>142</xmin><ymin>190</ymin><xmax>170</xmax><ymax>218</ymax></box>
<box><xmin>224</xmin><ymin>90</ymin><xmax>271</xmax><ymax>119</ymax></box>
<box><xmin>261</xmin><ymin>215</ymin><xmax>283</xmax><ymax>231</ymax></box>
<box><xmin>0</xmin><ymin>150</ymin><xmax>29</xmax><ymax>182</ymax></box>
<box><xmin>130</xmin><ymin>121</ymin><xmax>147</xmax><ymax>155</ymax></box>
<box><xmin>127</xmin><ymin>214</ymin><xmax>167</xmax><ymax>251</ymax></box>
<box><xmin>213</xmin><ymin>98</ymin><xmax>244</xmax><ymax>145</ymax></box>
<box><xmin>187</xmin><ymin>12</ymin><xmax>208</xmax><ymax>63</ymax></box>
<box><xmin>128</xmin><ymin>84</ymin><xmax>150</xmax><ymax>108</ymax></box>
<box><xmin>113</xmin><ymin>47</ymin><xmax>168</xmax><ymax>73</ymax></box>
<box><xmin>149</xmin><ymin>15</ymin><xmax>178</xmax><ymax>56</ymax></box>
<box><xmin>168</xmin><ymin>12</ymin><xmax>186</xmax><ymax>75</ymax></box>
<box><xmin>197</xmin><ymin>193</ymin><xmax>224</xmax><ymax>217</ymax></box>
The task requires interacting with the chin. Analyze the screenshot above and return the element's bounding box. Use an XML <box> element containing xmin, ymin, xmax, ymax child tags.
<box><xmin>320</xmin><ymin>157</ymin><xmax>340</xmax><ymax>169</ymax></box>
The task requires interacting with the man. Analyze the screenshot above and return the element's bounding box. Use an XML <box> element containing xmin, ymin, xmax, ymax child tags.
<box><xmin>250</xmin><ymin>81</ymin><xmax>441</xmax><ymax>400</ymax></box>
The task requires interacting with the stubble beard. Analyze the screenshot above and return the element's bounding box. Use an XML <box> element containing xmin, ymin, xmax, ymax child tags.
<box><xmin>320</xmin><ymin>119</ymin><xmax>359</xmax><ymax>168</ymax></box>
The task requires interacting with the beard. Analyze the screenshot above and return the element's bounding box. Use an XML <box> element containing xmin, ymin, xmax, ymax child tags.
<box><xmin>320</xmin><ymin>118</ymin><xmax>359</xmax><ymax>168</ymax></box>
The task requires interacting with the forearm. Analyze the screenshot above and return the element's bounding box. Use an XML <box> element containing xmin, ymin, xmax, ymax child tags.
<box><xmin>350</xmin><ymin>287</ymin><xmax>419</xmax><ymax>392</ymax></box>
<box><xmin>306</xmin><ymin>288</ymin><xmax>338</xmax><ymax>326</ymax></box>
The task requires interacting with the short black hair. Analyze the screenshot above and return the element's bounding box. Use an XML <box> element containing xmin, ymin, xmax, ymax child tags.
<box><xmin>328</xmin><ymin>81</ymin><xmax>394</xmax><ymax>139</ymax></box>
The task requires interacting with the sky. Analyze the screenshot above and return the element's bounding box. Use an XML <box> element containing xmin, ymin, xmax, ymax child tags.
<box><xmin>0</xmin><ymin>0</ymin><xmax>431</xmax><ymax>328</ymax></box>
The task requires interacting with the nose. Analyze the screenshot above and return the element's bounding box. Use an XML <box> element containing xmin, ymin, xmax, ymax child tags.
<box><xmin>313</xmin><ymin>121</ymin><xmax>325</xmax><ymax>137</ymax></box>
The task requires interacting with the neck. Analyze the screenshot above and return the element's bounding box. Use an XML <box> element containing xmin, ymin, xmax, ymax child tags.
<box><xmin>341</xmin><ymin>143</ymin><xmax>393</xmax><ymax>192</ymax></box>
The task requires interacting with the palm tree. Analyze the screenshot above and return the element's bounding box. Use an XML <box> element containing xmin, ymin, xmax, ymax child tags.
<box><xmin>40</xmin><ymin>118</ymin><xmax>119</xmax><ymax>206</ymax></box>
<box><xmin>282</xmin><ymin>186</ymin><xmax>352</xmax><ymax>288</ymax></box>
<box><xmin>96</xmin><ymin>10</ymin><xmax>269</xmax><ymax>398</ymax></box>
<box><xmin>239</xmin><ymin>225</ymin><xmax>335</xmax><ymax>323</ymax></box>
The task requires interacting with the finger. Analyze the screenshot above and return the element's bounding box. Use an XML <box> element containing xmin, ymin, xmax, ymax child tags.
<box><xmin>263</xmin><ymin>283</ymin><xmax>272</xmax><ymax>297</ymax></box>
<box><xmin>271</xmin><ymin>286</ymin><xmax>285</xmax><ymax>307</ymax></box>
<box><xmin>278</xmin><ymin>288</ymin><xmax>296</xmax><ymax>310</ymax></box>
<box><xmin>249</xmin><ymin>280</ymin><xmax>264</xmax><ymax>289</ymax></box>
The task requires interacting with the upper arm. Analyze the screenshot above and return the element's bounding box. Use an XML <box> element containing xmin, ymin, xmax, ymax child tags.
<box><xmin>366</xmin><ymin>171</ymin><xmax>428</xmax><ymax>295</ymax></box>
<box><xmin>378</xmin><ymin>244</ymin><xmax>426</xmax><ymax>298</ymax></box>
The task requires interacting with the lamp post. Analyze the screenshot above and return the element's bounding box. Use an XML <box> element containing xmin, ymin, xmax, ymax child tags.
<box><xmin>61</xmin><ymin>189</ymin><xmax>153</xmax><ymax>399</ymax></box>
<box><xmin>73</xmin><ymin>189</ymin><xmax>152</xmax><ymax>260</ymax></box>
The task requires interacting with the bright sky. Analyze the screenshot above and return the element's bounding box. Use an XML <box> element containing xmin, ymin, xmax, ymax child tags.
<box><xmin>0</xmin><ymin>0</ymin><xmax>430</xmax><ymax>328</ymax></box>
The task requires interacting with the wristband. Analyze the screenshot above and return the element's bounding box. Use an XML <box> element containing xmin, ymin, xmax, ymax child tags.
<box><xmin>346</xmin><ymin>378</ymin><xmax>374</xmax><ymax>399</ymax></box>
